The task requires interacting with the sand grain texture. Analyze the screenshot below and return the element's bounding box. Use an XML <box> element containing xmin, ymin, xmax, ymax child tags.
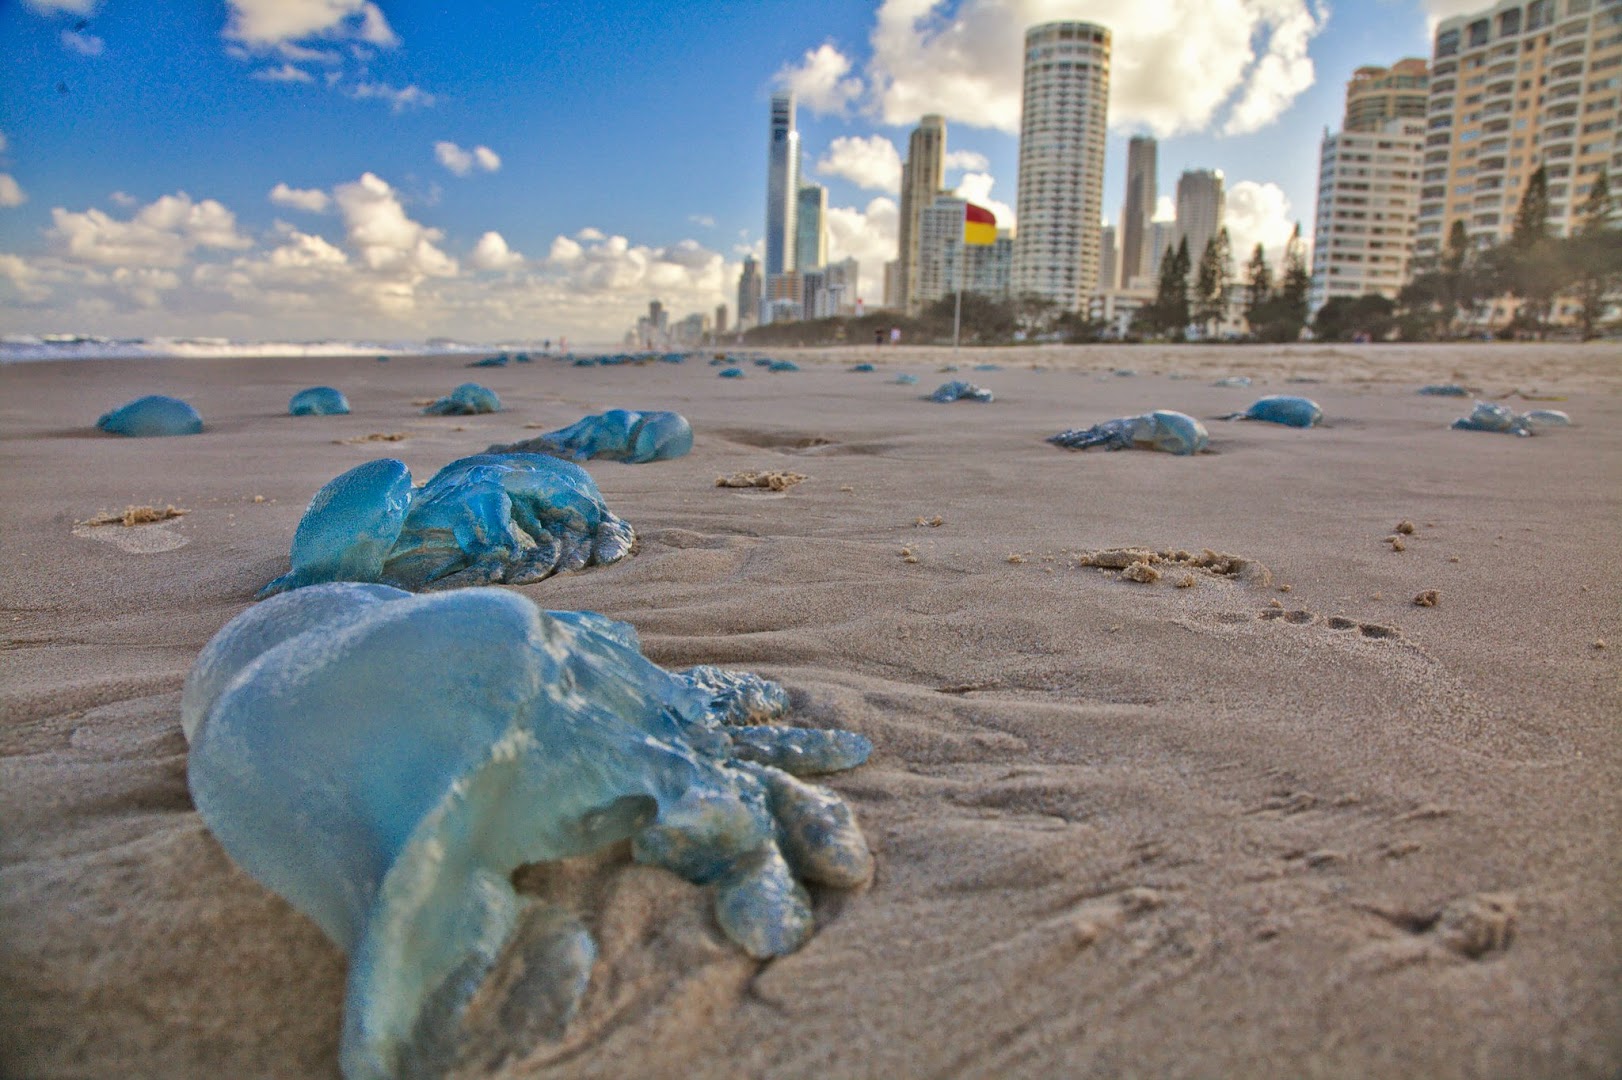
<box><xmin>1</xmin><ymin>344</ymin><xmax>1618</xmax><ymax>1079</ymax></box>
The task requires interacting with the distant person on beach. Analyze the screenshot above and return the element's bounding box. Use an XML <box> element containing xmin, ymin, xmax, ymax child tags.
<box><xmin>890</xmin><ymin>327</ymin><xmax>901</xmax><ymax>345</ymax></box>
<box><xmin>875</xmin><ymin>328</ymin><xmax>885</xmax><ymax>347</ymax></box>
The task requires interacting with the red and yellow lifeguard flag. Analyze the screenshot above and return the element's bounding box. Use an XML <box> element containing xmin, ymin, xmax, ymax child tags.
<box><xmin>963</xmin><ymin>202</ymin><xmax>997</xmax><ymax>246</ymax></box>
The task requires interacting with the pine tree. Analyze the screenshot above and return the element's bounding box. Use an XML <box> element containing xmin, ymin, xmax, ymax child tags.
<box><xmin>1244</xmin><ymin>242</ymin><xmax>1271</xmax><ymax>332</ymax></box>
<box><xmin>1194</xmin><ymin>227</ymin><xmax>1233</xmax><ymax>337</ymax></box>
<box><xmin>1278</xmin><ymin>223</ymin><xmax>1310</xmax><ymax>339</ymax></box>
<box><xmin>1568</xmin><ymin>171</ymin><xmax>1618</xmax><ymax>339</ymax></box>
<box><xmin>1502</xmin><ymin>165</ymin><xmax>1559</xmax><ymax>335</ymax></box>
<box><xmin>1151</xmin><ymin>237</ymin><xmax>1192</xmax><ymax>338</ymax></box>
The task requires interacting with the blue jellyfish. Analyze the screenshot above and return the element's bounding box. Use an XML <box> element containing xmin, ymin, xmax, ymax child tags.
<box><xmin>892</xmin><ymin>373</ymin><xmax>919</xmax><ymax>386</ymax></box>
<box><xmin>1451</xmin><ymin>401</ymin><xmax>1571</xmax><ymax>436</ymax></box>
<box><xmin>257</xmin><ymin>453</ymin><xmax>634</xmax><ymax>597</ymax></box>
<box><xmin>850</xmin><ymin>362</ymin><xmax>876</xmax><ymax>372</ymax></box>
<box><xmin>468</xmin><ymin>354</ymin><xmax>509</xmax><ymax>368</ymax></box>
<box><xmin>719</xmin><ymin>367</ymin><xmax>745</xmax><ymax>378</ymax></box>
<box><xmin>423</xmin><ymin>383</ymin><xmax>501</xmax><ymax>415</ymax></box>
<box><xmin>96</xmin><ymin>395</ymin><xmax>204</xmax><ymax>437</ymax></box>
<box><xmin>1048</xmin><ymin>410</ymin><xmax>1210</xmax><ymax>456</ymax></box>
<box><xmin>289</xmin><ymin>387</ymin><xmax>352</xmax><ymax>416</ymax></box>
<box><xmin>1418</xmin><ymin>384</ymin><xmax>1470</xmax><ymax>396</ymax></box>
<box><xmin>767</xmin><ymin>359</ymin><xmax>800</xmax><ymax>372</ymax></box>
<box><xmin>184</xmin><ymin>584</ymin><xmax>873</xmax><ymax>1080</ymax></box>
<box><xmin>486</xmin><ymin>409</ymin><xmax>693</xmax><ymax>464</ymax></box>
<box><xmin>1224</xmin><ymin>395</ymin><xmax>1323</xmax><ymax>427</ymax></box>
<box><xmin>929</xmin><ymin>380</ymin><xmax>993</xmax><ymax>403</ymax></box>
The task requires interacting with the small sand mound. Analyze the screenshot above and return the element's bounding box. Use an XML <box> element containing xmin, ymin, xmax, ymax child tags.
<box><xmin>1077</xmin><ymin>547</ymin><xmax>1272</xmax><ymax>587</ymax></box>
<box><xmin>80</xmin><ymin>505</ymin><xmax>189</xmax><ymax>527</ymax></box>
<box><xmin>717</xmin><ymin>471</ymin><xmax>808</xmax><ymax>492</ymax></box>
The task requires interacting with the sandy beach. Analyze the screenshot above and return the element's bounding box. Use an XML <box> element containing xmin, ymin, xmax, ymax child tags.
<box><xmin>1</xmin><ymin>342</ymin><xmax>1618</xmax><ymax>1079</ymax></box>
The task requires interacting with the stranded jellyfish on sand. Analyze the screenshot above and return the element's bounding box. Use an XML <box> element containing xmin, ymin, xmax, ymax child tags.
<box><xmin>423</xmin><ymin>383</ymin><xmax>502</xmax><ymax>415</ymax></box>
<box><xmin>1048</xmin><ymin>410</ymin><xmax>1210</xmax><ymax>456</ymax></box>
<box><xmin>183</xmin><ymin>584</ymin><xmax>874</xmax><ymax>1080</ymax></box>
<box><xmin>95</xmin><ymin>395</ymin><xmax>204</xmax><ymax>437</ymax></box>
<box><xmin>257</xmin><ymin>453</ymin><xmax>633</xmax><ymax>597</ymax></box>
<box><xmin>487</xmin><ymin>409</ymin><xmax>693</xmax><ymax>464</ymax></box>
<box><xmin>289</xmin><ymin>387</ymin><xmax>351</xmax><ymax>416</ymax></box>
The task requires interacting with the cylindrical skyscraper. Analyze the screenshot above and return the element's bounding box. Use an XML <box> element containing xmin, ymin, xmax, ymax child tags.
<box><xmin>1012</xmin><ymin>21</ymin><xmax>1110</xmax><ymax>311</ymax></box>
<box><xmin>765</xmin><ymin>92</ymin><xmax>799</xmax><ymax>279</ymax></box>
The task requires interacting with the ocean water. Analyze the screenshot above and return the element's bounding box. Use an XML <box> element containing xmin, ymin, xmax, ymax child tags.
<box><xmin>0</xmin><ymin>335</ymin><xmax>583</xmax><ymax>364</ymax></box>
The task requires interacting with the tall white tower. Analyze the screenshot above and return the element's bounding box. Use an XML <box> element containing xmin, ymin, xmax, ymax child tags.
<box><xmin>1012</xmin><ymin>21</ymin><xmax>1111</xmax><ymax>311</ymax></box>
<box><xmin>765</xmin><ymin>92</ymin><xmax>799</xmax><ymax>278</ymax></box>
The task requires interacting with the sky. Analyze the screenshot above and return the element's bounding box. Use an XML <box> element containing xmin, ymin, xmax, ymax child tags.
<box><xmin>0</xmin><ymin>0</ymin><xmax>1482</xmax><ymax>345</ymax></box>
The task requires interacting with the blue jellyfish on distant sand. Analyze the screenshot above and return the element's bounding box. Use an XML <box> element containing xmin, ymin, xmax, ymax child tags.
<box><xmin>1418</xmin><ymin>384</ymin><xmax>1470</xmax><ymax>396</ymax></box>
<box><xmin>851</xmin><ymin>362</ymin><xmax>876</xmax><ymax>372</ymax></box>
<box><xmin>289</xmin><ymin>387</ymin><xmax>351</xmax><ymax>416</ymax></box>
<box><xmin>1451</xmin><ymin>401</ymin><xmax>1571</xmax><ymax>436</ymax></box>
<box><xmin>184</xmin><ymin>583</ymin><xmax>874</xmax><ymax>1080</ymax></box>
<box><xmin>486</xmin><ymin>409</ymin><xmax>693</xmax><ymax>464</ymax></box>
<box><xmin>1048</xmin><ymin>410</ymin><xmax>1209</xmax><ymax>455</ymax></box>
<box><xmin>720</xmin><ymin>367</ymin><xmax>745</xmax><ymax>378</ymax></box>
<box><xmin>258</xmin><ymin>453</ymin><xmax>633</xmax><ymax>597</ymax></box>
<box><xmin>929</xmin><ymin>380</ymin><xmax>993</xmax><ymax>403</ymax></box>
<box><xmin>96</xmin><ymin>395</ymin><xmax>204</xmax><ymax>437</ymax></box>
<box><xmin>423</xmin><ymin>383</ymin><xmax>501</xmax><ymax>415</ymax></box>
<box><xmin>469</xmin><ymin>354</ymin><xmax>509</xmax><ymax>368</ymax></box>
<box><xmin>893</xmin><ymin>373</ymin><xmax>918</xmax><ymax>386</ymax></box>
<box><xmin>1224</xmin><ymin>395</ymin><xmax>1323</xmax><ymax>427</ymax></box>
<box><xmin>768</xmin><ymin>359</ymin><xmax>800</xmax><ymax>372</ymax></box>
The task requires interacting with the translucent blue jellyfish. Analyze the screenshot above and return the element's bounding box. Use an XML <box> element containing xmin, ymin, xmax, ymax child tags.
<box><xmin>719</xmin><ymin>367</ymin><xmax>745</xmax><ymax>378</ymax></box>
<box><xmin>514</xmin><ymin>352</ymin><xmax>533</xmax><ymax>363</ymax></box>
<box><xmin>423</xmin><ymin>383</ymin><xmax>501</xmax><ymax>415</ymax></box>
<box><xmin>1451</xmin><ymin>401</ymin><xmax>1572</xmax><ymax>436</ymax></box>
<box><xmin>973</xmin><ymin>363</ymin><xmax>1001</xmax><ymax>372</ymax></box>
<box><xmin>768</xmin><ymin>359</ymin><xmax>800</xmax><ymax>372</ymax></box>
<box><xmin>1048</xmin><ymin>409</ymin><xmax>1210</xmax><ymax>455</ymax></box>
<box><xmin>660</xmin><ymin>352</ymin><xmax>686</xmax><ymax>364</ymax></box>
<box><xmin>1224</xmin><ymin>394</ymin><xmax>1323</xmax><ymax>427</ymax></box>
<box><xmin>95</xmin><ymin>394</ymin><xmax>204</xmax><ymax>437</ymax></box>
<box><xmin>486</xmin><ymin>409</ymin><xmax>693</xmax><ymax>464</ymax></box>
<box><xmin>1418</xmin><ymin>383</ymin><xmax>1470</xmax><ymax>396</ymax></box>
<box><xmin>929</xmin><ymin>380</ymin><xmax>993</xmax><ymax>403</ymax></box>
<box><xmin>183</xmin><ymin>584</ymin><xmax>873</xmax><ymax>1080</ymax></box>
<box><xmin>752</xmin><ymin>357</ymin><xmax>775</xmax><ymax>367</ymax></box>
<box><xmin>1212</xmin><ymin>376</ymin><xmax>1252</xmax><ymax>389</ymax></box>
<box><xmin>375</xmin><ymin>355</ymin><xmax>390</xmax><ymax>363</ymax></box>
<box><xmin>850</xmin><ymin>362</ymin><xmax>876</xmax><ymax>372</ymax></box>
<box><xmin>469</xmin><ymin>354</ymin><xmax>509</xmax><ymax>368</ymax></box>
<box><xmin>289</xmin><ymin>386</ymin><xmax>352</xmax><ymax>416</ymax></box>
<box><xmin>257</xmin><ymin>453</ymin><xmax>634</xmax><ymax>597</ymax></box>
<box><xmin>573</xmin><ymin>357</ymin><xmax>596</xmax><ymax>367</ymax></box>
<box><xmin>893</xmin><ymin>373</ymin><xmax>919</xmax><ymax>385</ymax></box>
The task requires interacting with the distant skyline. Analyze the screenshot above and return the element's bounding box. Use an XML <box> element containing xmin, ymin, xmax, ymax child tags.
<box><xmin>0</xmin><ymin>0</ymin><xmax>1476</xmax><ymax>343</ymax></box>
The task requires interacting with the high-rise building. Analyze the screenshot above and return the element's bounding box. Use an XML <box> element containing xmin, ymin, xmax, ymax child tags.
<box><xmin>1174</xmin><ymin>169</ymin><xmax>1226</xmax><ymax>266</ymax></box>
<box><xmin>1345</xmin><ymin>58</ymin><xmax>1430</xmax><ymax>132</ymax></box>
<box><xmin>1148</xmin><ymin>220</ymin><xmax>1174</xmax><ymax>281</ymax></box>
<box><xmin>1098</xmin><ymin>225</ymin><xmax>1119</xmax><ymax>290</ymax></box>
<box><xmin>882</xmin><ymin>259</ymin><xmax>903</xmax><ymax>309</ymax></box>
<box><xmin>795</xmin><ymin>184</ymin><xmax>827</xmax><ymax>273</ymax></box>
<box><xmin>917</xmin><ymin>194</ymin><xmax>1015</xmax><ymax>304</ymax></box>
<box><xmin>764</xmin><ymin>92</ymin><xmax>799</xmax><ymax>278</ymax></box>
<box><xmin>1309</xmin><ymin>118</ymin><xmax>1426</xmax><ymax>312</ymax></box>
<box><xmin>1120</xmin><ymin>135</ymin><xmax>1157</xmax><ymax>287</ymax></box>
<box><xmin>736</xmin><ymin>255</ymin><xmax>761</xmax><ymax>328</ymax></box>
<box><xmin>1416</xmin><ymin>0</ymin><xmax>1621</xmax><ymax>260</ymax></box>
<box><xmin>898</xmin><ymin>114</ymin><xmax>947</xmax><ymax>315</ymax></box>
<box><xmin>715</xmin><ymin>303</ymin><xmax>728</xmax><ymax>337</ymax></box>
<box><xmin>1013</xmin><ymin>21</ymin><xmax>1112</xmax><ymax>310</ymax></box>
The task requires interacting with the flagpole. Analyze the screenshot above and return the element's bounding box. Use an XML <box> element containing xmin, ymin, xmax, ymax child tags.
<box><xmin>953</xmin><ymin>239</ymin><xmax>963</xmax><ymax>353</ymax></box>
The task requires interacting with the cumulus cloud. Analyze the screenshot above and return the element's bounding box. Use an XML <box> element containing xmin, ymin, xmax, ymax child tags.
<box><xmin>48</xmin><ymin>192</ymin><xmax>249</xmax><ymax>267</ymax></box>
<box><xmin>252</xmin><ymin>63</ymin><xmax>314</xmax><ymax>83</ymax></box>
<box><xmin>777</xmin><ymin>43</ymin><xmax>864</xmax><ymax>115</ymax></box>
<box><xmin>860</xmin><ymin>0</ymin><xmax>1326</xmax><ymax>137</ymax></box>
<box><xmin>269</xmin><ymin>182</ymin><xmax>330</xmax><ymax>212</ymax></box>
<box><xmin>688</xmin><ymin>214</ymin><xmax>716</xmax><ymax>228</ymax></box>
<box><xmin>332</xmin><ymin>172</ymin><xmax>457</xmax><ymax>278</ymax></box>
<box><xmin>61</xmin><ymin>29</ymin><xmax>104</xmax><ymax>55</ymax></box>
<box><xmin>815</xmin><ymin>134</ymin><xmax>903</xmax><ymax>193</ymax></box>
<box><xmin>943</xmin><ymin>149</ymin><xmax>989</xmax><ymax>173</ymax></box>
<box><xmin>109</xmin><ymin>190</ymin><xmax>137</xmax><ymax>207</ymax></box>
<box><xmin>1153</xmin><ymin>195</ymin><xmax>1176</xmax><ymax>223</ymax></box>
<box><xmin>224</xmin><ymin>0</ymin><xmax>397</xmax><ymax>48</ymax></box>
<box><xmin>349</xmin><ymin>81</ymin><xmax>435</xmax><ymax>111</ymax></box>
<box><xmin>0</xmin><ymin>175</ymin><xmax>27</xmax><ymax>208</ymax></box>
<box><xmin>435</xmin><ymin>141</ymin><xmax>501</xmax><ymax>176</ymax></box>
<box><xmin>1223</xmin><ymin>180</ymin><xmax>1299</xmax><ymax>266</ymax></box>
<box><xmin>826</xmin><ymin>196</ymin><xmax>899</xmax><ymax>303</ymax></box>
<box><xmin>953</xmin><ymin>172</ymin><xmax>1015</xmax><ymax>232</ymax></box>
<box><xmin>468</xmin><ymin>231</ymin><xmax>524</xmax><ymax>271</ymax></box>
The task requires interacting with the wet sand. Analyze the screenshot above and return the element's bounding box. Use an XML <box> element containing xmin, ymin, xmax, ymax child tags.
<box><xmin>2</xmin><ymin>343</ymin><xmax>1618</xmax><ymax>1078</ymax></box>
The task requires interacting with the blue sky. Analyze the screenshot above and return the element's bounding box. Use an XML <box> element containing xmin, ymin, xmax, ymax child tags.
<box><xmin>0</xmin><ymin>0</ymin><xmax>1460</xmax><ymax>344</ymax></box>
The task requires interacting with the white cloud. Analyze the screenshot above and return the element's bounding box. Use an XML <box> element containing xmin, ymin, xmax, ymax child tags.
<box><xmin>576</xmin><ymin>227</ymin><xmax>606</xmax><ymax>242</ymax></box>
<box><xmin>468</xmin><ymin>231</ymin><xmax>524</xmax><ymax>271</ymax></box>
<box><xmin>0</xmin><ymin>175</ymin><xmax>27</xmax><ymax>208</ymax></box>
<box><xmin>1223</xmin><ymin>180</ymin><xmax>1298</xmax><ymax>266</ymax></box>
<box><xmin>269</xmin><ymin>182</ymin><xmax>330</xmax><ymax>212</ymax></box>
<box><xmin>61</xmin><ymin>29</ymin><xmax>104</xmax><ymax>55</ymax></box>
<box><xmin>22</xmin><ymin>0</ymin><xmax>96</xmax><ymax>13</ymax></box>
<box><xmin>252</xmin><ymin>63</ymin><xmax>314</xmax><ymax>83</ymax></box>
<box><xmin>48</xmin><ymin>192</ymin><xmax>249</xmax><ymax>266</ymax></box>
<box><xmin>433</xmin><ymin>141</ymin><xmax>501</xmax><ymax>176</ymax></box>
<box><xmin>862</xmin><ymin>0</ymin><xmax>1326</xmax><ymax>137</ymax></box>
<box><xmin>688</xmin><ymin>214</ymin><xmax>716</xmax><ymax>228</ymax></box>
<box><xmin>826</xmin><ymin>196</ymin><xmax>899</xmax><ymax>304</ymax></box>
<box><xmin>943</xmin><ymin>149</ymin><xmax>989</xmax><ymax>173</ymax></box>
<box><xmin>349</xmin><ymin>81</ymin><xmax>435</xmax><ymax>111</ymax></box>
<box><xmin>778</xmin><ymin>43</ymin><xmax>865</xmax><ymax>115</ymax></box>
<box><xmin>953</xmin><ymin>172</ymin><xmax>1014</xmax><ymax>232</ymax></box>
<box><xmin>0</xmin><ymin>132</ymin><xmax>7</xmax><ymax>153</ymax></box>
<box><xmin>224</xmin><ymin>0</ymin><xmax>397</xmax><ymax>48</ymax></box>
<box><xmin>1153</xmin><ymin>195</ymin><xmax>1176</xmax><ymax>223</ymax></box>
<box><xmin>816</xmin><ymin>135</ymin><xmax>902</xmax><ymax>193</ymax></box>
<box><xmin>109</xmin><ymin>190</ymin><xmax>136</xmax><ymax>207</ymax></box>
<box><xmin>332</xmin><ymin>172</ymin><xmax>457</xmax><ymax>278</ymax></box>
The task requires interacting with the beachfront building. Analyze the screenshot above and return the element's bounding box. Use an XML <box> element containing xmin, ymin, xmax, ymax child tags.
<box><xmin>1174</xmin><ymin>168</ymin><xmax>1226</xmax><ymax>270</ymax></box>
<box><xmin>736</xmin><ymin>255</ymin><xmax>761</xmax><ymax>330</ymax></box>
<box><xmin>1345</xmin><ymin>58</ymin><xmax>1431</xmax><ymax>132</ymax></box>
<box><xmin>795</xmin><ymin>183</ymin><xmax>827</xmax><ymax>274</ymax></box>
<box><xmin>764</xmin><ymin>92</ymin><xmax>800</xmax><ymax>286</ymax></box>
<box><xmin>1309</xmin><ymin>117</ymin><xmax>1427</xmax><ymax>313</ymax></box>
<box><xmin>917</xmin><ymin>194</ymin><xmax>1015</xmax><ymax>305</ymax></box>
<box><xmin>1120</xmin><ymin>135</ymin><xmax>1157</xmax><ymax>288</ymax></box>
<box><xmin>1415</xmin><ymin>0</ymin><xmax>1622</xmax><ymax>261</ymax></box>
<box><xmin>1013</xmin><ymin>21</ymin><xmax>1111</xmax><ymax>311</ymax></box>
<box><xmin>898</xmin><ymin>114</ymin><xmax>947</xmax><ymax>314</ymax></box>
<box><xmin>1098</xmin><ymin>225</ymin><xmax>1118</xmax><ymax>290</ymax></box>
<box><xmin>882</xmin><ymin>258</ymin><xmax>903</xmax><ymax>309</ymax></box>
